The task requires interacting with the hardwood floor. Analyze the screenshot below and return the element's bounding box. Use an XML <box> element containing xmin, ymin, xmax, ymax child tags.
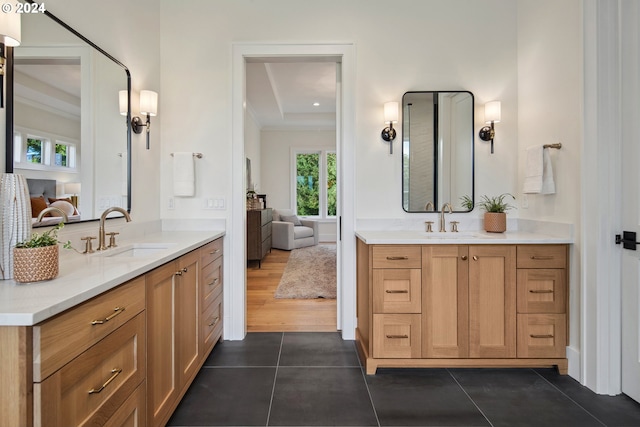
<box><xmin>246</xmin><ymin>248</ymin><xmax>337</xmax><ymax>332</ymax></box>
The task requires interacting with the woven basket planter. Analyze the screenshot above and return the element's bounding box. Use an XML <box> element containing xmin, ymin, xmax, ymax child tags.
<box><xmin>484</xmin><ymin>212</ymin><xmax>507</xmax><ymax>233</ymax></box>
<box><xmin>13</xmin><ymin>245</ymin><xmax>59</xmax><ymax>283</ymax></box>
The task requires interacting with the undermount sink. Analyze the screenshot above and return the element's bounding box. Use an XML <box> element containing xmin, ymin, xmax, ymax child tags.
<box><xmin>97</xmin><ymin>243</ymin><xmax>177</xmax><ymax>258</ymax></box>
<box><xmin>418</xmin><ymin>231</ymin><xmax>485</xmax><ymax>239</ymax></box>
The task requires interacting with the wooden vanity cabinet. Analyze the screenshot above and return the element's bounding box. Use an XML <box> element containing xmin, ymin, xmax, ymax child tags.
<box><xmin>357</xmin><ymin>240</ymin><xmax>568</xmax><ymax>375</ymax></box>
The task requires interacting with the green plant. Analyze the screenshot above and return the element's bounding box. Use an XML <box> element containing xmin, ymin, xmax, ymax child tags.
<box><xmin>15</xmin><ymin>223</ymin><xmax>71</xmax><ymax>249</ymax></box>
<box><xmin>460</xmin><ymin>195</ymin><xmax>474</xmax><ymax>211</ymax></box>
<box><xmin>477</xmin><ymin>193</ymin><xmax>516</xmax><ymax>213</ymax></box>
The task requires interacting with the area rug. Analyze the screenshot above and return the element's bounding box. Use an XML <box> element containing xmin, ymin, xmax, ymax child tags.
<box><xmin>274</xmin><ymin>244</ymin><xmax>336</xmax><ymax>299</ymax></box>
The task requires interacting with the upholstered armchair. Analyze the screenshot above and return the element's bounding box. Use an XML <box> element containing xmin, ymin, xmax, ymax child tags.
<box><xmin>271</xmin><ymin>209</ymin><xmax>319</xmax><ymax>250</ymax></box>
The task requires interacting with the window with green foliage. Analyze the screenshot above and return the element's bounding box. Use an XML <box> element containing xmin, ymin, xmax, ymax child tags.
<box><xmin>26</xmin><ymin>138</ymin><xmax>43</xmax><ymax>164</ymax></box>
<box><xmin>294</xmin><ymin>150</ymin><xmax>337</xmax><ymax>218</ymax></box>
<box><xmin>14</xmin><ymin>130</ymin><xmax>77</xmax><ymax>170</ymax></box>
<box><xmin>54</xmin><ymin>144</ymin><xmax>67</xmax><ymax>167</ymax></box>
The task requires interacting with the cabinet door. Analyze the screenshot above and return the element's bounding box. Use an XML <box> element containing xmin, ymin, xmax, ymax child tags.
<box><xmin>422</xmin><ymin>246</ymin><xmax>469</xmax><ymax>358</ymax></box>
<box><xmin>469</xmin><ymin>245</ymin><xmax>516</xmax><ymax>358</ymax></box>
<box><xmin>146</xmin><ymin>261</ymin><xmax>179</xmax><ymax>427</ymax></box>
<box><xmin>176</xmin><ymin>250</ymin><xmax>201</xmax><ymax>388</ymax></box>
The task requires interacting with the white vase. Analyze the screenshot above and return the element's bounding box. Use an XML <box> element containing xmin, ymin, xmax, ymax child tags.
<box><xmin>0</xmin><ymin>174</ymin><xmax>32</xmax><ymax>280</ymax></box>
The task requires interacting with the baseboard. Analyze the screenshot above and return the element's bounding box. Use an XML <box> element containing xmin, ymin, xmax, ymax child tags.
<box><xmin>566</xmin><ymin>345</ymin><xmax>580</xmax><ymax>381</ymax></box>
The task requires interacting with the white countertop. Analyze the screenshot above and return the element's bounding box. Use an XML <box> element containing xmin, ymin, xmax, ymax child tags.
<box><xmin>355</xmin><ymin>230</ymin><xmax>573</xmax><ymax>245</ymax></box>
<box><xmin>0</xmin><ymin>230</ymin><xmax>225</xmax><ymax>326</ymax></box>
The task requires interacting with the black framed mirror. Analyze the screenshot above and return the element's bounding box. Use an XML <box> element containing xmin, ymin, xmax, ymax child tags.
<box><xmin>402</xmin><ymin>91</ymin><xmax>475</xmax><ymax>213</ymax></box>
<box><xmin>5</xmin><ymin>2</ymin><xmax>132</xmax><ymax>227</ymax></box>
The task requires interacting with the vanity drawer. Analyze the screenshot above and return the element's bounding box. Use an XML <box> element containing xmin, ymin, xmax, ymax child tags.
<box><xmin>372</xmin><ymin>246</ymin><xmax>421</xmax><ymax>269</ymax></box>
<box><xmin>201</xmin><ymin>255</ymin><xmax>223</xmax><ymax>310</ymax></box>
<box><xmin>372</xmin><ymin>314</ymin><xmax>421</xmax><ymax>358</ymax></box>
<box><xmin>517</xmin><ymin>245</ymin><xmax>566</xmax><ymax>269</ymax></box>
<box><xmin>200</xmin><ymin>238</ymin><xmax>223</xmax><ymax>266</ymax></box>
<box><xmin>373</xmin><ymin>269</ymin><xmax>421</xmax><ymax>314</ymax></box>
<box><xmin>517</xmin><ymin>269</ymin><xmax>566</xmax><ymax>313</ymax></box>
<box><xmin>103</xmin><ymin>382</ymin><xmax>146</xmax><ymax>427</ymax></box>
<box><xmin>33</xmin><ymin>277</ymin><xmax>145</xmax><ymax>382</ymax></box>
<box><xmin>517</xmin><ymin>313</ymin><xmax>566</xmax><ymax>358</ymax></box>
<box><xmin>202</xmin><ymin>293</ymin><xmax>223</xmax><ymax>354</ymax></box>
<box><xmin>35</xmin><ymin>312</ymin><xmax>146</xmax><ymax>427</ymax></box>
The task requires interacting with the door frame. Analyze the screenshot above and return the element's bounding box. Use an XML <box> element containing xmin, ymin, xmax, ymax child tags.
<box><xmin>228</xmin><ymin>43</ymin><xmax>356</xmax><ymax>340</ymax></box>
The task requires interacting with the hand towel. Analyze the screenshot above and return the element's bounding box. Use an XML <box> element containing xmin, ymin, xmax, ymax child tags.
<box><xmin>523</xmin><ymin>145</ymin><xmax>544</xmax><ymax>194</ymax></box>
<box><xmin>173</xmin><ymin>152</ymin><xmax>195</xmax><ymax>197</ymax></box>
<box><xmin>541</xmin><ymin>147</ymin><xmax>556</xmax><ymax>194</ymax></box>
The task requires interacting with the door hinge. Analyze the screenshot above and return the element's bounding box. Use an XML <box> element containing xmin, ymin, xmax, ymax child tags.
<box><xmin>616</xmin><ymin>231</ymin><xmax>640</xmax><ymax>250</ymax></box>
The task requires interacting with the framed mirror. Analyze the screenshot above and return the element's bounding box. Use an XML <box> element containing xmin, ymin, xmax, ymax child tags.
<box><xmin>402</xmin><ymin>91</ymin><xmax>474</xmax><ymax>212</ymax></box>
<box><xmin>5</xmin><ymin>3</ymin><xmax>132</xmax><ymax>227</ymax></box>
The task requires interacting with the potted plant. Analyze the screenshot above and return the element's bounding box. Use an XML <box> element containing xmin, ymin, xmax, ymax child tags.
<box><xmin>477</xmin><ymin>193</ymin><xmax>515</xmax><ymax>233</ymax></box>
<box><xmin>13</xmin><ymin>223</ymin><xmax>71</xmax><ymax>283</ymax></box>
<box><xmin>460</xmin><ymin>195</ymin><xmax>474</xmax><ymax>211</ymax></box>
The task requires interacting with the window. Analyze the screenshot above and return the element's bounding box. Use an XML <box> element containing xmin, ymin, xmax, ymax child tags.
<box><xmin>294</xmin><ymin>150</ymin><xmax>337</xmax><ymax>218</ymax></box>
<box><xmin>13</xmin><ymin>129</ymin><xmax>77</xmax><ymax>171</ymax></box>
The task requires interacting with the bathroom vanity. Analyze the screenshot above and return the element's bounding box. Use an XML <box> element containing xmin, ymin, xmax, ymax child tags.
<box><xmin>356</xmin><ymin>231</ymin><xmax>571</xmax><ymax>375</ymax></box>
<box><xmin>0</xmin><ymin>231</ymin><xmax>224</xmax><ymax>427</ymax></box>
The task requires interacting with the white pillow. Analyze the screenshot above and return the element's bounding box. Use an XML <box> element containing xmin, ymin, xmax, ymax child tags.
<box><xmin>50</xmin><ymin>200</ymin><xmax>75</xmax><ymax>217</ymax></box>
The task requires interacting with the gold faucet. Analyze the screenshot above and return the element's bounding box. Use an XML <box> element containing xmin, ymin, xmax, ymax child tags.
<box><xmin>98</xmin><ymin>207</ymin><xmax>132</xmax><ymax>250</ymax></box>
<box><xmin>439</xmin><ymin>203</ymin><xmax>452</xmax><ymax>232</ymax></box>
<box><xmin>425</xmin><ymin>201</ymin><xmax>435</xmax><ymax>211</ymax></box>
<box><xmin>36</xmin><ymin>207</ymin><xmax>69</xmax><ymax>223</ymax></box>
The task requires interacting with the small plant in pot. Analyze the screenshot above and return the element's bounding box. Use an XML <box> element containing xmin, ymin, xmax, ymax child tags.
<box><xmin>477</xmin><ymin>193</ymin><xmax>515</xmax><ymax>233</ymax></box>
<box><xmin>13</xmin><ymin>223</ymin><xmax>71</xmax><ymax>283</ymax></box>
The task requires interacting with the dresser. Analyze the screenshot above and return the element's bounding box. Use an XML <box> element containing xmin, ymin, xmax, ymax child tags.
<box><xmin>247</xmin><ymin>208</ymin><xmax>272</xmax><ymax>267</ymax></box>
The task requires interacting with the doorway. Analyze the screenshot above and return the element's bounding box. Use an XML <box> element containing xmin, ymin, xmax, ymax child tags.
<box><xmin>228</xmin><ymin>44</ymin><xmax>357</xmax><ymax>341</ymax></box>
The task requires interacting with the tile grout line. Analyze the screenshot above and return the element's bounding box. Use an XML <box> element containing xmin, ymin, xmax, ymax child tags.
<box><xmin>531</xmin><ymin>369</ymin><xmax>608</xmax><ymax>427</ymax></box>
<box><xmin>446</xmin><ymin>368</ymin><xmax>495</xmax><ymax>427</ymax></box>
<box><xmin>355</xmin><ymin>343</ymin><xmax>382</xmax><ymax>427</ymax></box>
<box><xmin>265</xmin><ymin>332</ymin><xmax>285</xmax><ymax>427</ymax></box>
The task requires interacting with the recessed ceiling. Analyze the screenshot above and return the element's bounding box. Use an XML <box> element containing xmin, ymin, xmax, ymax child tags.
<box><xmin>246</xmin><ymin>61</ymin><xmax>336</xmax><ymax>130</ymax></box>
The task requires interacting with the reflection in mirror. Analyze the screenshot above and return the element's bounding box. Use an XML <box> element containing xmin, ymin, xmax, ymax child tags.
<box><xmin>6</xmin><ymin>5</ymin><xmax>131</xmax><ymax>227</ymax></box>
<box><xmin>402</xmin><ymin>91</ymin><xmax>474</xmax><ymax>212</ymax></box>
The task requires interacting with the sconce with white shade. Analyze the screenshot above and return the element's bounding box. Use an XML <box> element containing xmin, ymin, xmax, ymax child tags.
<box><xmin>0</xmin><ymin>11</ymin><xmax>21</xmax><ymax>108</ymax></box>
<box><xmin>381</xmin><ymin>101</ymin><xmax>399</xmax><ymax>154</ymax></box>
<box><xmin>478</xmin><ymin>101</ymin><xmax>501</xmax><ymax>154</ymax></box>
<box><xmin>119</xmin><ymin>89</ymin><xmax>158</xmax><ymax>150</ymax></box>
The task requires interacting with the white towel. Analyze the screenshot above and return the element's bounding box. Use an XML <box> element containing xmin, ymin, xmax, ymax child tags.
<box><xmin>523</xmin><ymin>146</ymin><xmax>544</xmax><ymax>194</ymax></box>
<box><xmin>541</xmin><ymin>148</ymin><xmax>556</xmax><ymax>194</ymax></box>
<box><xmin>173</xmin><ymin>152</ymin><xmax>195</xmax><ymax>197</ymax></box>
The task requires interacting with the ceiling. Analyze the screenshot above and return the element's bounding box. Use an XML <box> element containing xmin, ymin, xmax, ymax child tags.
<box><xmin>246</xmin><ymin>61</ymin><xmax>337</xmax><ymax>130</ymax></box>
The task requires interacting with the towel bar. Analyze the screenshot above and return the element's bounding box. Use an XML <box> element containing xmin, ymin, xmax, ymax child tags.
<box><xmin>170</xmin><ymin>152</ymin><xmax>203</xmax><ymax>158</ymax></box>
<box><xmin>543</xmin><ymin>143</ymin><xmax>562</xmax><ymax>149</ymax></box>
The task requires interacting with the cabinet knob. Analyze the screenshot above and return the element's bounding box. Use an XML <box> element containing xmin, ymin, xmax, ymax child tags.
<box><xmin>473</xmin><ymin>255</ymin><xmax>478</xmax><ymax>261</ymax></box>
<box><xmin>175</xmin><ymin>271</ymin><xmax>183</xmax><ymax>276</ymax></box>
<box><xmin>461</xmin><ymin>255</ymin><xmax>468</xmax><ymax>260</ymax></box>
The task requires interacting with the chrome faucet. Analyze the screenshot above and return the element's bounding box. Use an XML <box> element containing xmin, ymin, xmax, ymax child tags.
<box><xmin>439</xmin><ymin>203</ymin><xmax>452</xmax><ymax>232</ymax></box>
<box><xmin>98</xmin><ymin>207</ymin><xmax>132</xmax><ymax>250</ymax></box>
<box><xmin>36</xmin><ymin>207</ymin><xmax>69</xmax><ymax>223</ymax></box>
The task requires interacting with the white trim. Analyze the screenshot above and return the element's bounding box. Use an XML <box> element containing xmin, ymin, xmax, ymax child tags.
<box><xmin>581</xmin><ymin>0</ymin><xmax>622</xmax><ymax>395</ymax></box>
<box><xmin>230</xmin><ymin>43</ymin><xmax>357</xmax><ymax>341</ymax></box>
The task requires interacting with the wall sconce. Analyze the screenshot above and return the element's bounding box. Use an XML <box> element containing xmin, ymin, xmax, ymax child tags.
<box><xmin>381</xmin><ymin>101</ymin><xmax>399</xmax><ymax>154</ymax></box>
<box><xmin>119</xmin><ymin>89</ymin><xmax>158</xmax><ymax>150</ymax></box>
<box><xmin>478</xmin><ymin>101</ymin><xmax>501</xmax><ymax>154</ymax></box>
<box><xmin>0</xmin><ymin>11</ymin><xmax>21</xmax><ymax>108</ymax></box>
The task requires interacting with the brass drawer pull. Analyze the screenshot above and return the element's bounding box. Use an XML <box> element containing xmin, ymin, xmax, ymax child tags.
<box><xmin>91</xmin><ymin>307</ymin><xmax>125</xmax><ymax>325</ymax></box>
<box><xmin>210</xmin><ymin>249</ymin><xmax>221</xmax><ymax>255</ymax></box>
<box><xmin>208</xmin><ymin>316</ymin><xmax>220</xmax><ymax>327</ymax></box>
<box><xmin>386</xmin><ymin>256</ymin><xmax>409</xmax><ymax>260</ymax></box>
<box><xmin>175</xmin><ymin>267</ymin><xmax>188</xmax><ymax>276</ymax></box>
<box><xmin>386</xmin><ymin>334</ymin><xmax>409</xmax><ymax>339</ymax></box>
<box><xmin>385</xmin><ymin>290</ymin><xmax>408</xmax><ymax>294</ymax></box>
<box><xmin>88</xmin><ymin>368</ymin><xmax>122</xmax><ymax>394</ymax></box>
<box><xmin>208</xmin><ymin>278</ymin><xmax>220</xmax><ymax>286</ymax></box>
<box><xmin>529</xmin><ymin>289</ymin><xmax>554</xmax><ymax>294</ymax></box>
<box><xmin>530</xmin><ymin>255</ymin><xmax>554</xmax><ymax>260</ymax></box>
<box><xmin>530</xmin><ymin>334</ymin><xmax>554</xmax><ymax>339</ymax></box>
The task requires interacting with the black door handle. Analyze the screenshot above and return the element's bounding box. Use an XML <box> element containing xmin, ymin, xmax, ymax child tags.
<box><xmin>616</xmin><ymin>231</ymin><xmax>640</xmax><ymax>250</ymax></box>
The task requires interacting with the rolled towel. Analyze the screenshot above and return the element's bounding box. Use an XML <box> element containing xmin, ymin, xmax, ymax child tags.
<box><xmin>173</xmin><ymin>152</ymin><xmax>195</xmax><ymax>197</ymax></box>
<box><xmin>523</xmin><ymin>145</ymin><xmax>543</xmax><ymax>194</ymax></box>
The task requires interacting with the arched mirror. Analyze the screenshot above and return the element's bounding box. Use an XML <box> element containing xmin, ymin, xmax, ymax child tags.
<box><xmin>402</xmin><ymin>91</ymin><xmax>474</xmax><ymax>212</ymax></box>
<box><xmin>4</xmin><ymin>3</ymin><xmax>132</xmax><ymax>227</ymax></box>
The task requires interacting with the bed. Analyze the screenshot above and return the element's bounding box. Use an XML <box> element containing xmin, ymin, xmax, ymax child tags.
<box><xmin>27</xmin><ymin>178</ymin><xmax>81</xmax><ymax>226</ymax></box>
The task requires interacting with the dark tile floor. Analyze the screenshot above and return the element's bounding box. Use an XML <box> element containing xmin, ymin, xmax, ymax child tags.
<box><xmin>168</xmin><ymin>332</ymin><xmax>640</xmax><ymax>427</ymax></box>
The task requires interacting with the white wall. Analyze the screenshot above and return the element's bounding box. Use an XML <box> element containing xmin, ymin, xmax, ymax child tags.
<box><xmin>516</xmin><ymin>0</ymin><xmax>583</xmax><ymax>378</ymax></box>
